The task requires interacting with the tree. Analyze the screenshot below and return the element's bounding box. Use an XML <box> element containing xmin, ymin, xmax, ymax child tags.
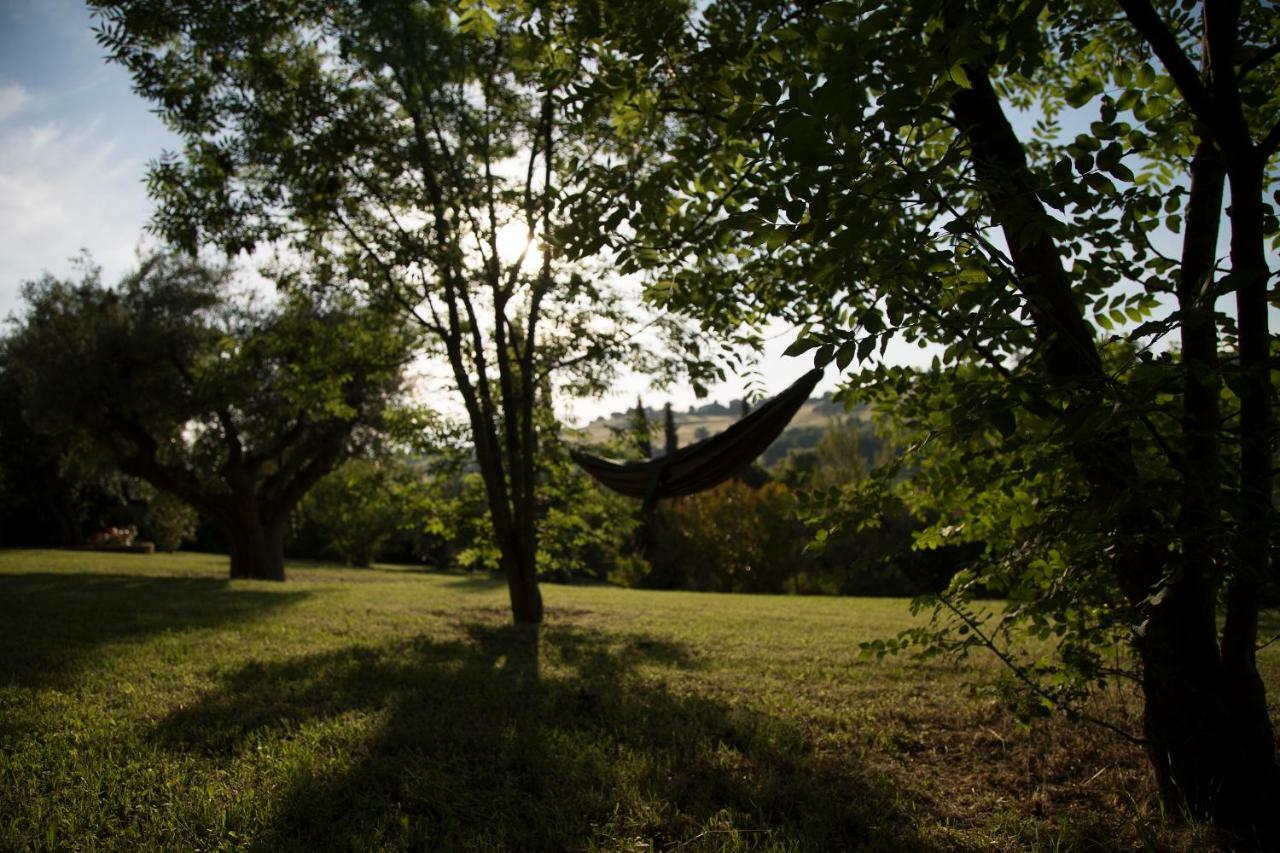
<box><xmin>648</xmin><ymin>480</ymin><xmax>802</xmax><ymax>593</ymax></box>
<box><xmin>6</xmin><ymin>253</ymin><xmax>409</xmax><ymax>580</ymax></box>
<box><xmin>630</xmin><ymin>396</ymin><xmax>653</xmax><ymax>458</ymax></box>
<box><xmin>663</xmin><ymin>401</ymin><xmax>679</xmax><ymax>455</ymax></box>
<box><xmin>576</xmin><ymin>0</ymin><xmax>1279</xmax><ymax>836</ymax></box>
<box><xmin>289</xmin><ymin>457</ymin><xmax>413</xmax><ymax>567</ymax></box>
<box><xmin>0</xmin><ymin>354</ymin><xmax>115</xmax><ymax>547</ymax></box>
<box><xmin>89</xmin><ymin>0</ymin><xmax>696</xmax><ymax>623</ymax></box>
<box><xmin>141</xmin><ymin>489</ymin><xmax>199</xmax><ymax>553</ymax></box>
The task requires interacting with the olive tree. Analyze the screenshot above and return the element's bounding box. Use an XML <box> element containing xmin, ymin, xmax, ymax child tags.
<box><xmin>6</xmin><ymin>253</ymin><xmax>409</xmax><ymax>580</ymax></box>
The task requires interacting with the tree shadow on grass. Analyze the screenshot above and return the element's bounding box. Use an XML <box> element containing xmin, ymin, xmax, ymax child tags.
<box><xmin>0</xmin><ymin>573</ymin><xmax>311</xmax><ymax>689</ymax></box>
<box><xmin>154</xmin><ymin>621</ymin><xmax>936</xmax><ymax>852</ymax></box>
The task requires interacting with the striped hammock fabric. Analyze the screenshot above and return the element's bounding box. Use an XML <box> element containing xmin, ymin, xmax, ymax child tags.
<box><xmin>570</xmin><ymin>368</ymin><xmax>824</xmax><ymax>509</ymax></box>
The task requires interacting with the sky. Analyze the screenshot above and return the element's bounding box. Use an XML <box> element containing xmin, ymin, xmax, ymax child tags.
<box><xmin>0</xmin><ymin>0</ymin><xmax>876</xmax><ymax>424</ymax></box>
<box><xmin>3</xmin><ymin>4</ymin><xmax>1272</xmax><ymax>427</ymax></box>
<box><xmin>0</xmin><ymin>1</ymin><xmax>176</xmax><ymax>319</ymax></box>
<box><xmin>0</xmin><ymin>0</ymin><xmax>901</xmax><ymax>425</ymax></box>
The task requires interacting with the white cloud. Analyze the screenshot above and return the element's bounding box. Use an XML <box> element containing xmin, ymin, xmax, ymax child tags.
<box><xmin>0</xmin><ymin>82</ymin><xmax>32</xmax><ymax>125</ymax></box>
<box><xmin>23</xmin><ymin>121</ymin><xmax>61</xmax><ymax>152</ymax></box>
<box><xmin>0</xmin><ymin>115</ymin><xmax>157</xmax><ymax>319</ymax></box>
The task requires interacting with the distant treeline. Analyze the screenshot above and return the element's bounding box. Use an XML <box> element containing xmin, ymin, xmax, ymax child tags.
<box><xmin>600</xmin><ymin>391</ymin><xmax>849</xmax><ymax>422</ymax></box>
<box><xmin>0</xmin><ymin>388</ymin><xmax>968</xmax><ymax>598</ymax></box>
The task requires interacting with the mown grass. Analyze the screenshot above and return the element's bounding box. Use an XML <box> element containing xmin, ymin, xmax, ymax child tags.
<box><xmin>1</xmin><ymin>550</ymin><xmax>1276</xmax><ymax>851</ymax></box>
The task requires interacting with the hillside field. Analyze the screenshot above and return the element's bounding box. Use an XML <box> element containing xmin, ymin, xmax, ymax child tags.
<box><xmin>576</xmin><ymin>396</ymin><xmax>864</xmax><ymax>449</ymax></box>
<box><xmin>2</xmin><ymin>550</ymin><xmax>1276</xmax><ymax>851</ymax></box>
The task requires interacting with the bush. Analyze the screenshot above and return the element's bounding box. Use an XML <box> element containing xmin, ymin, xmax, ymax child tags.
<box><xmin>646</xmin><ymin>481</ymin><xmax>810</xmax><ymax>593</ymax></box>
<box><xmin>289</xmin><ymin>458</ymin><xmax>412</xmax><ymax>566</ymax></box>
<box><xmin>142</xmin><ymin>492</ymin><xmax>198</xmax><ymax>552</ymax></box>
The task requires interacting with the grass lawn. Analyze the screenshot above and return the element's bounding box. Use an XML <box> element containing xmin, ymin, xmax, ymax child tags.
<box><xmin>1</xmin><ymin>550</ymin><xmax>1276</xmax><ymax>851</ymax></box>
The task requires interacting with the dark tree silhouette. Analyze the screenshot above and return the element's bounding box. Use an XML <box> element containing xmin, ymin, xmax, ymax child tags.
<box><xmin>6</xmin><ymin>254</ymin><xmax>409</xmax><ymax>580</ymax></box>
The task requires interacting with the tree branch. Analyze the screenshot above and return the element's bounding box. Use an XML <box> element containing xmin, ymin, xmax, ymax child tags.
<box><xmin>1116</xmin><ymin>0</ymin><xmax>1213</xmax><ymax>123</ymax></box>
<box><xmin>938</xmin><ymin>596</ymin><xmax>1148</xmax><ymax>746</ymax></box>
<box><xmin>1261</xmin><ymin>119</ymin><xmax>1280</xmax><ymax>160</ymax></box>
<box><xmin>1239</xmin><ymin>40</ymin><xmax>1280</xmax><ymax>78</ymax></box>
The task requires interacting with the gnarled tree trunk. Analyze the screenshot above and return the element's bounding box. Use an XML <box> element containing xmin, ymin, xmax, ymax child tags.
<box><xmin>223</xmin><ymin>509</ymin><xmax>287</xmax><ymax>582</ymax></box>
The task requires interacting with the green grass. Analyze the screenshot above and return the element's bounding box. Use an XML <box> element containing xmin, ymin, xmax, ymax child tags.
<box><xmin>0</xmin><ymin>550</ymin><xmax>1272</xmax><ymax>851</ymax></box>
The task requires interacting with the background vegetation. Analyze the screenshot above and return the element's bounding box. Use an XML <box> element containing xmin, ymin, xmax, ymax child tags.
<box><xmin>0</xmin><ymin>0</ymin><xmax>1275</xmax><ymax>843</ymax></box>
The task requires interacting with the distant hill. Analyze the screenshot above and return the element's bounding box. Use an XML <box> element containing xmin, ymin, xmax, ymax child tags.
<box><xmin>576</xmin><ymin>393</ymin><xmax>872</xmax><ymax>467</ymax></box>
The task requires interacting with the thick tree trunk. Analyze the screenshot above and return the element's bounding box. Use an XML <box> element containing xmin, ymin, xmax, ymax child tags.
<box><xmin>224</xmin><ymin>512</ymin><xmax>287</xmax><ymax>582</ymax></box>
<box><xmin>43</xmin><ymin>494</ymin><xmax>82</xmax><ymax>548</ymax></box>
<box><xmin>1215</xmin><ymin>156</ymin><xmax>1279</xmax><ymax>841</ymax></box>
<box><xmin>449</xmin><ymin>329</ymin><xmax>545</xmax><ymax>624</ymax></box>
<box><xmin>466</xmin><ymin>408</ymin><xmax>544</xmax><ymax>624</ymax></box>
<box><xmin>1137</xmin><ymin>583</ymin><xmax>1278</xmax><ymax>838</ymax></box>
<box><xmin>1142</xmin><ymin>138</ymin><xmax>1278</xmax><ymax>838</ymax></box>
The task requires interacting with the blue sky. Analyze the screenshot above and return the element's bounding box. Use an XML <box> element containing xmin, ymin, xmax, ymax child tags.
<box><xmin>19</xmin><ymin>3</ymin><xmax>1251</xmax><ymax>426</ymax></box>
<box><xmin>0</xmin><ymin>0</ymin><xmax>176</xmax><ymax>322</ymax></box>
<box><xmin>0</xmin><ymin>0</ymin><xmax>849</xmax><ymax>421</ymax></box>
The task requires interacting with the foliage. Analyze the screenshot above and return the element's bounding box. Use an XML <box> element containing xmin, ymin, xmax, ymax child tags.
<box><xmin>5</xmin><ymin>252</ymin><xmax>410</xmax><ymax>579</ymax></box>
<box><xmin>535</xmin><ymin>416</ymin><xmax>644</xmax><ymax>583</ymax></box>
<box><xmin>645</xmin><ymin>481</ymin><xmax>806</xmax><ymax>593</ymax></box>
<box><xmin>629</xmin><ymin>396</ymin><xmax>653</xmax><ymax>458</ymax></box>
<box><xmin>572</xmin><ymin>0</ymin><xmax>1280</xmax><ymax>826</ymax></box>
<box><xmin>140</xmin><ymin>491</ymin><xmax>198</xmax><ymax>553</ymax></box>
<box><xmin>662</xmin><ymin>402</ymin><xmax>678</xmax><ymax>455</ymax></box>
<box><xmin>286</xmin><ymin>405</ymin><xmax>642</xmax><ymax>579</ymax></box>
<box><xmin>89</xmin><ymin>0</ymin><xmax>713</xmax><ymax>622</ymax></box>
<box><xmin>0</xmin><ymin>352</ymin><xmax>127</xmax><ymax>548</ymax></box>
<box><xmin>290</xmin><ymin>458</ymin><xmax>414</xmax><ymax>567</ymax></box>
<box><xmin>279</xmin><ymin>409</ymin><xmax>947</xmax><ymax>595</ymax></box>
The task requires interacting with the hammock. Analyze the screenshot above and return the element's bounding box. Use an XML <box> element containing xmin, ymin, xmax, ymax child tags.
<box><xmin>571</xmin><ymin>368</ymin><xmax>823</xmax><ymax>509</ymax></box>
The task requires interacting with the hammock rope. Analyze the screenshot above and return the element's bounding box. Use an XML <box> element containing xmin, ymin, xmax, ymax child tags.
<box><xmin>571</xmin><ymin>368</ymin><xmax>823</xmax><ymax>509</ymax></box>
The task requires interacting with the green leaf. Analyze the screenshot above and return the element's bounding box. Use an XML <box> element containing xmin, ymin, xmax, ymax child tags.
<box><xmin>989</xmin><ymin>407</ymin><xmax>1016</xmax><ymax>439</ymax></box>
<box><xmin>1104</xmin><ymin>160</ymin><xmax>1134</xmax><ymax>182</ymax></box>
<box><xmin>783</xmin><ymin>336</ymin><xmax>820</xmax><ymax>357</ymax></box>
<box><xmin>948</xmin><ymin>63</ymin><xmax>972</xmax><ymax>89</ymax></box>
<box><xmin>1065</xmin><ymin>78</ymin><xmax>1101</xmax><ymax>108</ymax></box>
<box><xmin>856</xmin><ymin>335</ymin><xmax>877</xmax><ymax>362</ymax></box>
<box><xmin>835</xmin><ymin>341</ymin><xmax>858</xmax><ymax>370</ymax></box>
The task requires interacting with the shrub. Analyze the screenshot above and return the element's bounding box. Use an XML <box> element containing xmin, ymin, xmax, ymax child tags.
<box><xmin>290</xmin><ymin>458</ymin><xmax>411</xmax><ymax>567</ymax></box>
<box><xmin>143</xmin><ymin>492</ymin><xmax>198</xmax><ymax>552</ymax></box>
<box><xmin>647</xmin><ymin>481</ymin><xmax>810</xmax><ymax>593</ymax></box>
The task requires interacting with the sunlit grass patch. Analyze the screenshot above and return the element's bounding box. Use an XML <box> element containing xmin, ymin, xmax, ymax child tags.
<box><xmin>0</xmin><ymin>550</ymin><xmax>1269</xmax><ymax>851</ymax></box>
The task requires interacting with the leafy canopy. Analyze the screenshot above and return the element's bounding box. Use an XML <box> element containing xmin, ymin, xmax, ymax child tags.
<box><xmin>6</xmin><ymin>252</ymin><xmax>410</xmax><ymax>526</ymax></box>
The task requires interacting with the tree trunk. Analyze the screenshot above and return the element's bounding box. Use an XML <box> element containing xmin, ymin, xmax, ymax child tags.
<box><xmin>504</xmin><ymin>556</ymin><xmax>544</xmax><ymax>624</ymax></box>
<box><xmin>224</xmin><ymin>512</ymin><xmax>287</xmax><ymax>581</ymax></box>
<box><xmin>43</xmin><ymin>494</ymin><xmax>81</xmax><ymax>548</ymax></box>
<box><xmin>499</xmin><ymin>520</ymin><xmax>544</xmax><ymax>625</ymax></box>
<box><xmin>1214</xmin><ymin>154</ymin><xmax>1279</xmax><ymax>841</ymax></box>
<box><xmin>950</xmin><ymin>63</ymin><xmax>1278</xmax><ymax>835</ymax></box>
<box><xmin>466</xmin><ymin>405</ymin><xmax>544</xmax><ymax>624</ymax></box>
<box><xmin>1142</xmin><ymin>137</ymin><xmax>1277</xmax><ymax>837</ymax></box>
<box><xmin>1136</xmin><ymin>579</ymin><xmax>1278</xmax><ymax>838</ymax></box>
<box><xmin>470</xmin><ymin>427</ymin><xmax>543</xmax><ymax>624</ymax></box>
